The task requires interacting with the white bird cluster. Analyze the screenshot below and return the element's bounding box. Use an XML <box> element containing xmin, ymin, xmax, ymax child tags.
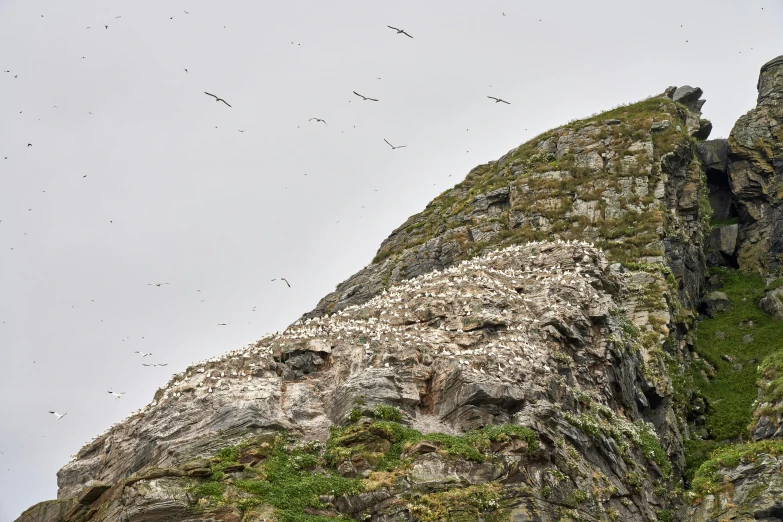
<box><xmin>67</xmin><ymin>240</ymin><xmax>618</xmax><ymax>465</ymax></box>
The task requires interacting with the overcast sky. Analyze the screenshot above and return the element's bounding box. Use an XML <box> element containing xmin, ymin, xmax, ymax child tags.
<box><xmin>1</xmin><ymin>0</ymin><xmax>781</xmax><ymax>518</ymax></box>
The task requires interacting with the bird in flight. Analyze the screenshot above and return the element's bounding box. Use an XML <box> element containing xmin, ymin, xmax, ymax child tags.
<box><xmin>238</xmin><ymin>130</ymin><xmax>245</xmax><ymax>133</ymax></box>
<box><xmin>217</xmin><ymin>322</ymin><xmax>230</xmax><ymax>326</ymax></box>
<box><xmin>107</xmin><ymin>390</ymin><xmax>125</xmax><ymax>399</ymax></box>
<box><xmin>105</xmin><ymin>25</ymin><xmax>108</xmax><ymax>29</ymax></box>
<box><xmin>147</xmin><ymin>282</ymin><xmax>169</xmax><ymax>287</ymax></box>
<box><xmin>49</xmin><ymin>411</ymin><xmax>67</xmax><ymax>420</ymax></box>
<box><xmin>134</xmin><ymin>351</ymin><xmax>152</xmax><ymax>357</ymax></box>
<box><xmin>183</xmin><ymin>68</ymin><xmax>188</xmax><ymax>73</ymax></box>
<box><xmin>487</xmin><ymin>96</ymin><xmax>510</xmax><ymax>104</ymax></box>
<box><xmin>353</xmin><ymin>91</ymin><xmax>378</xmax><ymax>102</ymax></box>
<box><xmin>205</xmin><ymin>92</ymin><xmax>231</xmax><ymax>107</ymax></box>
<box><xmin>272</xmin><ymin>278</ymin><xmax>291</xmax><ymax>287</ymax></box>
<box><xmin>27</xmin><ymin>144</ymin><xmax>32</xmax><ymax>147</ymax></box>
<box><xmin>309</xmin><ymin>118</ymin><xmax>327</xmax><ymax>125</ymax></box>
<box><xmin>384</xmin><ymin>138</ymin><xmax>406</xmax><ymax>150</ymax></box>
<box><xmin>143</xmin><ymin>363</ymin><xmax>168</xmax><ymax>367</ymax></box>
<box><xmin>387</xmin><ymin>25</ymin><xmax>413</xmax><ymax>38</ymax></box>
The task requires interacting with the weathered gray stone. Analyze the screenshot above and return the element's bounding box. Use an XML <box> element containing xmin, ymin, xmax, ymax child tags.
<box><xmin>728</xmin><ymin>55</ymin><xmax>783</xmax><ymax>274</ymax></box>
<box><xmin>673</xmin><ymin>85</ymin><xmax>703</xmax><ymax>105</ymax></box>
<box><xmin>759</xmin><ymin>286</ymin><xmax>783</xmax><ymax>318</ymax></box>
<box><xmin>688</xmin><ymin>455</ymin><xmax>783</xmax><ymax>522</ymax></box>
<box><xmin>701</xmin><ymin>291</ymin><xmax>729</xmax><ymax>317</ymax></box>
<box><xmin>697</xmin><ymin>139</ymin><xmax>729</xmax><ymax>174</ymax></box>
<box><xmin>706</xmin><ymin>224</ymin><xmax>738</xmax><ymax>266</ymax></box>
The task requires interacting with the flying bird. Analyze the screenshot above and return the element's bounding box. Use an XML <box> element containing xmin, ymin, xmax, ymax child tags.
<box><xmin>143</xmin><ymin>363</ymin><xmax>168</xmax><ymax>367</ymax></box>
<box><xmin>309</xmin><ymin>118</ymin><xmax>327</xmax><ymax>125</ymax></box>
<box><xmin>272</xmin><ymin>278</ymin><xmax>291</xmax><ymax>287</ymax></box>
<box><xmin>353</xmin><ymin>91</ymin><xmax>378</xmax><ymax>102</ymax></box>
<box><xmin>183</xmin><ymin>68</ymin><xmax>188</xmax><ymax>73</ymax></box>
<box><xmin>384</xmin><ymin>139</ymin><xmax>407</xmax><ymax>150</ymax></box>
<box><xmin>27</xmin><ymin>144</ymin><xmax>32</xmax><ymax>147</ymax></box>
<box><xmin>147</xmin><ymin>282</ymin><xmax>169</xmax><ymax>287</ymax></box>
<box><xmin>134</xmin><ymin>351</ymin><xmax>152</xmax><ymax>357</ymax></box>
<box><xmin>217</xmin><ymin>323</ymin><xmax>230</xmax><ymax>326</ymax></box>
<box><xmin>107</xmin><ymin>391</ymin><xmax>125</xmax><ymax>399</ymax></box>
<box><xmin>105</xmin><ymin>25</ymin><xmax>108</xmax><ymax>29</ymax></box>
<box><xmin>204</xmin><ymin>92</ymin><xmax>231</xmax><ymax>107</ymax></box>
<box><xmin>48</xmin><ymin>411</ymin><xmax>67</xmax><ymax>420</ymax></box>
<box><xmin>487</xmin><ymin>96</ymin><xmax>510</xmax><ymax>104</ymax></box>
<box><xmin>387</xmin><ymin>25</ymin><xmax>413</xmax><ymax>38</ymax></box>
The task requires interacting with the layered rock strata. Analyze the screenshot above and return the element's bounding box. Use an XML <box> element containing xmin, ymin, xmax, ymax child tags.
<box><xmin>20</xmin><ymin>241</ymin><xmax>680</xmax><ymax>521</ymax></box>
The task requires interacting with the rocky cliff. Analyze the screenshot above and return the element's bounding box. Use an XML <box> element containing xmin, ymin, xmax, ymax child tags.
<box><xmin>15</xmin><ymin>56</ymin><xmax>783</xmax><ymax>522</ymax></box>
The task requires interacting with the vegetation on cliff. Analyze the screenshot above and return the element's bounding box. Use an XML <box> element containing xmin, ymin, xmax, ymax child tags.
<box><xmin>691</xmin><ymin>269</ymin><xmax>783</xmax><ymax>441</ymax></box>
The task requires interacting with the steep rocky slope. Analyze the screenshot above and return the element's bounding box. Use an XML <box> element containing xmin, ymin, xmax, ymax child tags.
<box><xmin>686</xmin><ymin>55</ymin><xmax>783</xmax><ymax>522</ymax></box>
<box><xmin>15</xmin><ymin>56</ymin><xmax>783</xmax><ymax>522</ymax></box>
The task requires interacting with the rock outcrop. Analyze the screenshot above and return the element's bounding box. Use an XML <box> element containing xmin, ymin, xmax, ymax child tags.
<box><xmin>303</xmin><ymin>89</ymin><xmax>710</xmax><ymax>320</ymax></box>
<box><xmin>16</xmin><ymin>55</ymin><xmax>783</xmax><ymax>522</ymax></box>
<box><xmin>728</xmin><ymin>55</ymin><xmax>783</xmax><ymax>275</ymax></box>
<box><xmin>19</xmin><ymin>242</ymin><xmax>681</xmax><ymax>521</ymax></box>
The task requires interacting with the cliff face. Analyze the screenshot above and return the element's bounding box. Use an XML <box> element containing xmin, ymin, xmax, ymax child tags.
<box><xmin>304</xmin><ymin>87</ymin><xmax>710</xmax><ymax>320</ymax></box>
<box><xmin>15</xmin><ymin>57</ymin><xmax>783</xmax><ymax>522</ymax></box>
<box><xmin>728</xmin><ymin>56</ymin><xmax>783</xmax><ymax>274</ymax></box>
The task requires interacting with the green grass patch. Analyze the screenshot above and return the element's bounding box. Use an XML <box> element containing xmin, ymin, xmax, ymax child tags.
<box><xmin>693</xmin><ymin>268</ymin><xmax>783</xmax><ymax>441</ymax></box>
<box><xmin>407</xmin><ymin>483</ymin><xmax>509</xmax><ymax>522</ymax></box>
<box><xmin>756</xmin><ymin>350</ymin><xmax>783</xmax><ymax>420</ymax></box>
<box><xmin>690</xmin><ymin>440</ymin><xmax>783</xmax><ymax>497</ymax></box>
<box><xmin>369</xmin><ymin>95</ymin><xmax>691</xmax><ymax>268</ymax></box>
<box><xmin>325</xmin><ymin>421</ymin><xmax>537</xmax><ymax>473</ymax></box>
<box><xmin>710</xmin><ymin>217</ymin><xmax>739</xmax><ymax>227</ymax></box>
<box><xmin>234</xmin><ymin>437</ymin><xmax>362</xmax><ymax>522</ymax></box>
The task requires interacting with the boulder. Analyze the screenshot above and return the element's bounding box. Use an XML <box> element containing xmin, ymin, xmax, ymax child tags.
<box><xmin>706</xmin><ymin>224</ymin><xmax>738</xmax><ymax>266</ymax></box>
<box><xmin>758</xmin><ymin>286</ymin><xmax>783</xmax><ymax>318</ymax></box>
<box><xmin>700</xmin><ymin>291</ymin><xmax>730</xmax><ymax>317</ymax></box>
<box><xmin>672</xmin><ymin>85</ymin><xmax>703</xmax><ymax>105</ymax></box>
<box><xmin>697</xmin><ymin>139</ymin><xmax>729</xmax><ymax>174</ymax></box>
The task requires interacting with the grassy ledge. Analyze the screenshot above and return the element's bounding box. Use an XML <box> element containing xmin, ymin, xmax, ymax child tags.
<box><xmin>692</xmin><ymin>268</ymin><xmax>783</xmax><ymax>441</ymax></box>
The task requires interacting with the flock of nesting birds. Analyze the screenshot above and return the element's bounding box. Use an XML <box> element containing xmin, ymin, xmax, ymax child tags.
<box><xmin>64</xmin><ymin>239</ymin><xmax>610</xmax><ymax>464</ymax></box>
<box><xmin>13</xmin><ymin>16</ymin><xmax>515</xmax><ymax>426</ymax></box>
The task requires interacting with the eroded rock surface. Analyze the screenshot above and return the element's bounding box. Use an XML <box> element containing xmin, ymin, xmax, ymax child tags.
<box><xmin>20</xmin><ymin>241</ymin><xmax>684</xmax><ymax>521</ymax></box>
<box><xmin>303</xmin><ymin>89</ymin><xmax>710</xmax><ymax>321</ymax></box>
<box><xmin>728</xmin><ymin>55</ymin><xmax>783</xmax><ymax>274</ymax></box>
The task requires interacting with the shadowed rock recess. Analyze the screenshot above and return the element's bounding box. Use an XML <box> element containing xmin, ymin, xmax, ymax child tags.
<box><xmin>16</xmin><ymin>56</ymin><xmax>783</xmax><ymax>522</ymax></box>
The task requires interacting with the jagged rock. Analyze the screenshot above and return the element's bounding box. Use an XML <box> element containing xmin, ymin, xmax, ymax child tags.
<box><xmin>15</xmin><ymin>240</ymin><xmax>684</xmax><ymax>522</ymax></box>
<box><xmin>728</xmin><ymin>55</ymin><xmax>783</xmax><ymax>274</ymax></box>
<box><xmin>14</xmin><ymin>498</ymin><xmax>78</xmax><ymax>522</ymax></box>
<box><xmin>673</xmin><ymin>85</ymin><xmax>703</xmax><ymax>105</ymax></box>
<box><xmin>720</xmin><ymin>354</ymin><xmax>736</xmax><ymax>363</ymax></box>
<box><xmin>408</xmin><ymin>453</ymin><xmax>502</xmax><ymax>490</ymax></box>
<box><xmin>76</xmin><ymin>481</ymin><xmax>110</xmax><ymax>505</ymax></box>
<box><xmin>651</xmin><ymin>119</ymin><xmax>671</xmax><ymax>131</ymax></box>
<box><xmin>758</xmin><ymin>286</ymin><xmax>783</xmax><ymax>318</ymax></box>
<box><xmin>698</xmin><ymin>139</ymin><xmax>729</xmax><ymax>174</ymax></box>
<box><xmin>29</xmin><ymin>61</ymin><xmax>783</xmax><ymax>522</ymax></box>
<box><xmin>694</xmin><ymin>118</ymin><xmax>713</xmax><ymax>140</ymax></box>
<box><xmin>706</xmin><ymin>224</ymin><xmax>738</xmax><ymax>266</ymax></box>
<box><xmin>303</xmin><ymin>92</ymin><xmax>708</xmax><ymax>319</ymax></box>
<box><xmin>688</xmin><ymin>454</ymin><xmax>783</xmax><ymax>522</ymax></box>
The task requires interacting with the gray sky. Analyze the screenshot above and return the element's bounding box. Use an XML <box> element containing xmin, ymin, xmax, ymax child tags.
<box><xmin>1</xmin><ymin>0</ymin><xmax>781</xmax><ymax>518</ymax></box>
